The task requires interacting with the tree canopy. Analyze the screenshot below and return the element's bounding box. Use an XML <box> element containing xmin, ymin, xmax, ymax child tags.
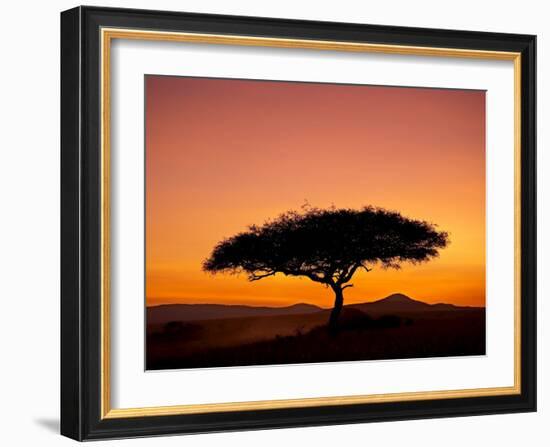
<box><xmin>203</xmin><ymin>206</ymin><xmax>449</xmax><ymax>329</ymax></box>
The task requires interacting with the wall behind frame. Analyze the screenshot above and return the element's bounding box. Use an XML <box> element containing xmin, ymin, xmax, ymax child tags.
<box><xmin>0</xmin><ymin>1</ymin><xmax>546</xmax><ymax>446</ymax></box>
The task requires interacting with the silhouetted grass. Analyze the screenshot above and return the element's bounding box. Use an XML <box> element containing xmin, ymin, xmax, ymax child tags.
<box><xmin>146</xmin><ymin>309</ymin><xmax>485</xmax><ymax>370</ymax></box>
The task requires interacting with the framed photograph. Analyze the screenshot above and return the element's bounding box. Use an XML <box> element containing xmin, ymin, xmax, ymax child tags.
<box><xmin>61</xmin><ymin>6</ymin><xmax>536</xmax><ymax>441</ymax></box>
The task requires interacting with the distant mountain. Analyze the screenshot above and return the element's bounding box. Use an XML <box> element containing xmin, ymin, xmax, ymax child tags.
<box><xmin>348</xmin><ymin>293</ymin><xmax>462</xmax><ymax>314</ymax></box>
<box><xmin>147</xmin><ymin>302</ymin><xmax>322</xmax><ymax>325</ymax></box>
<box><xmin>147</xmin><ymin>293</ymin><xmax>479</xmax><ymax>326</ymax></box>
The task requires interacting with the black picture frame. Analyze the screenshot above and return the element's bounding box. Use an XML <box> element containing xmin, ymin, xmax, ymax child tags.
<box><xmin>61</xmin><ymin>5</ymin><xmax>536</xmax><ymax>441</ymax></box>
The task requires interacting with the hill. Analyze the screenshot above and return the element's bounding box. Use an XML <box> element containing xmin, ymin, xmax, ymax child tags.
<box><xmin>348</xmin><ymin>293</ymin><xmax>461</xmax><ymax>315</ymax></box>
<box><xmin>147</xmin><ymin>302</ymin><xmax>322</xmax><ymax>325</ymax></box>
<box><xmin>147</xmin><ymin>293</ymin><xmax>476</xmax><ymax>325</ymax></box>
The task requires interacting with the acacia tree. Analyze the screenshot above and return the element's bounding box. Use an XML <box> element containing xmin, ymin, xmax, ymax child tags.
<box><xmin>203</xmin><ymin>206</ymin><xmax>449</xmax><ymax>331</ymax></box>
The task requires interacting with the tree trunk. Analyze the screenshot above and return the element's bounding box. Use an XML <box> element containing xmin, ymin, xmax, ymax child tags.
<box><xmin>328</xmin><ymin>285</ymin><xmax>344</xmax><ymax>333</ymax></box>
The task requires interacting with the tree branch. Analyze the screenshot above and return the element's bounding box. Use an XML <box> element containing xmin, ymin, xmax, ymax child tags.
<box><xmin>360</xmin><ymin>263</ymin><xmax>372</xmax><ymax>273</ymax></box>
<box><xmin>338</xmin><ymin>263</ymin><xmax>361</xmax><ymax>284</ymax></box>
<box><xmin>249</xmin><ymin>271</ymin><xmax>276</xmax><ymax>281</ymax></box>
<box><xmin>279</xmin><ymin>268</ymin><xmax>328</xmax><ymax>284</ymax></box>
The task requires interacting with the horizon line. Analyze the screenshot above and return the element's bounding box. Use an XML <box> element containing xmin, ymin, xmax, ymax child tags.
<box><xmin>146</xmin><ymin>293</ymin><xmax>486</xmax><ymax>309</ymax></box>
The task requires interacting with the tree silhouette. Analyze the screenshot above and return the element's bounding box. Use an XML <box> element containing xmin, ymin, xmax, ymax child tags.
<box><xmin>203</xmin><ymin>206</ymin><xmax>449</xmax><ymax>331</ymax></box>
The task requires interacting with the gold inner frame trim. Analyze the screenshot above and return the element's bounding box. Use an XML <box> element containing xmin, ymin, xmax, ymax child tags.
<box><xmin>100</xmin><ymin>27</ymin><xmax>522</xmax><ymax>419</ymax></box>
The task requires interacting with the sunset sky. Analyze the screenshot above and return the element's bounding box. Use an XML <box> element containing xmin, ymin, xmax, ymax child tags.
<box><xmin>145</xmin><ymin>75</ymin><xmax>485</xmax><ymax>308</ymax></box>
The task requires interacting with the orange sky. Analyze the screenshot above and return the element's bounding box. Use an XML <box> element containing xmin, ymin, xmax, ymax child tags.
<box><xmin>145</xmin><ymin>76</ymin><xmax>485</xmax><ymax>308</ymax></box>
